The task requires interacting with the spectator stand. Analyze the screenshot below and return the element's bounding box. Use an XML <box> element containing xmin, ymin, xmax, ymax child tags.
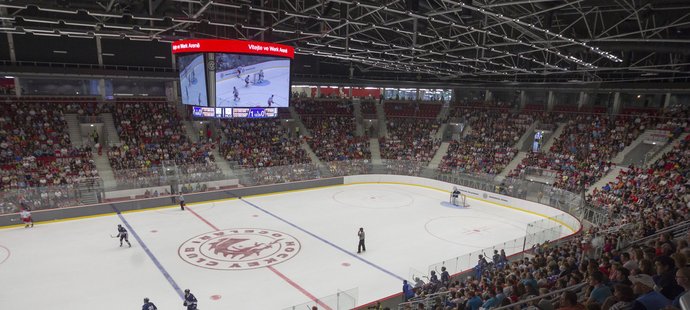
<box><xmin>0</xmin><ymin>99</ymin><xmax>103</xmax><ymax>208</ymax></box>
<box><xmin>380</xmin><ymin>118</ymin><xmax>442</xmax><ymax>175</ymax></box>
<box><xmin>218</xmin><ymin>118</ymin><xmax>310</xmax><ymax>169</ymax></box>
<box><xmin>383</xmin><ymin>100</ymin><xmax>443</xmax><ymax>119</ymax></box>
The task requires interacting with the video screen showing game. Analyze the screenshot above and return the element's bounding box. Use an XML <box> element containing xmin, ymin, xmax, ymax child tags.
<box><xmin>214</xmin><ymin>53</ymin><xmax>290</xmax><ymax>108</ymax></box>
<box><xmin>178</xmin><ymin>53</ymin><xmax>208</xmax><ymax>106</ymax></box>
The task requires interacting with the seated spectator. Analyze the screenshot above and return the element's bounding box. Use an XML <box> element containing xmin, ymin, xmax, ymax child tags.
<box><xmin>302</xmin><ymin>116</ymin><xmax>370</xmax><ymax>162</ymax></box>
<box><xmin>629</xmin><ymin>274</ymin><xmax>670</xmax><ymax>310</ymax></box>
<box><xmin>587</xmin><ymin>271</ymin><xmax>612</xmax><ymax>305</ymax></box>
<box><xmin>219</xmin><ymin>119</ymin><xmax>309</xmax><ymax>168</ymax></box>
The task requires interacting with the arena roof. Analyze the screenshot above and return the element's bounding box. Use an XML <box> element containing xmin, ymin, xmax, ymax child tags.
<box><xmin>1</xmin><ymin>0</ymin><xmax>690</xmax><ymax>84</ymax></box>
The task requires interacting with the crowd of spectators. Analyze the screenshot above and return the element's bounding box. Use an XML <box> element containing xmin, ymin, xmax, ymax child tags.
<box><xmin>218</xmin><ymin>119</ymin><xmax>310</xmax><ymax>168</ymax></box>
<box><xmin>587</xmin><ymin>134</ymin><xmax>690</xmax><ymax>230</ymax></box>
<box><xmin>384</xmin><ymin>101</ymin><xmax>443</xmax><ymax>118</ymax></box>
<box><xmin>401</xmin><ymin>108</ymin><xmax>690</xmax><ymax>310</ymax></box>
<box><xmin>380</xmin><ymin>118</ymin><xmax>441</xmax><ymax>175</ymax></box>
<box><xmin>109</xmin><ymin>102</ymin><xmax>221</xmax><ymax>188</ymax></box>
<box><xmin>107</xmin><ymin>141</ymin><xmax>221</xmax><ymax>188</ymax></box>
<box><xmin>0</xmin><ymin>102</ymin><xmax>74</xmax><ymax>162</ymax></box>
<box><xmin>402</xmin><ymin>205</ymin><xmax>689</xmax><ymax>310</ymax></box>
<box><xmin>361</xmin><ymin>100</ymin><xmax>378</xmax><ymax>118</ymax></box>
<box><xmin>113</xmin><ymin>102</ymin><xmax>186</xmax><ymax>145</ymax></box>
<box><xmin>293</xmin><ymin>99</ymin><xmax>353</xmax><ymax>116</ymax></box>
<box><xmin>302</xmin><ymin>116</ymin><xmax>371</xmax><ymax>162</ymax></box>
<box><xmin>0</xmin><ymin>102</ymin><xmax>100</xmax><ymax>210</ymax></box>
<box><xmin>439</xmin><ymin>110</ymin><xmax>533</xmax><ymax>175</ymax></box>
<box><xmin>509</xmin><ymin>114</ymin><xmax>652</xmax><ymax>192</ymax></box>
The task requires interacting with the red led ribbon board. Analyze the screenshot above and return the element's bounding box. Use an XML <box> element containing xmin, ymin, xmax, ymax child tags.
<box><xmin>171</xmin><ymin>39</ymin><xmax>294</xmax><ymax>59</ymax></box>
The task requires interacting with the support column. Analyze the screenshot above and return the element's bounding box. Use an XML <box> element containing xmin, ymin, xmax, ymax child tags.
<box><xmin>519</xmin><ymin>90</ymin><xmax>527</xmax><ymax>109</ymax></box>
<box><xmin>13</xmin><ymin>77</ymin><xmax>20</xmax><ymax>97</ymax></box>
<box><xmin>612</xmin><ymin>92</ymin><xmax>622</xmax><ymax>114</ymax></box>
<box><xmin>95</xmin><ymin>36</ymin><xmax>104</xmax><ymax>68</ymax></box>
<box><xmin>485</xmin><ymin>90</ymin><xmax>493</xmax><ymax>102</ymax></box>
<box><xmin>1</xmin><ymin>8</ymin><xmax>16</xmax><ymax>64</ymax></box>
<box><xmin>547</xmin><ymin>91</ymin><xmax>555</xmax><ymax>112</ymax></box>
<box><xmin>171</xmin><ymin>48</ymin><xmax>179</xmax><ymax>101</ymax></box>
<box><xmin>98</xmin><ymin>79</ymin><xmax>106</xmax><ymax>100</ymax></box>
<box><xmin>206</xmin><ymin>53</ymin><xmax>215</xmax><ymax>107</ymax></box>
<box><xmin>663</xmin><ymin>92</ymin><xmax>672</xmax><ymax>109</ymax></box>
<box><xmin>578</xmin><ymin>91</ymin><xmax>588</xmax><ymax>109</ymax></box>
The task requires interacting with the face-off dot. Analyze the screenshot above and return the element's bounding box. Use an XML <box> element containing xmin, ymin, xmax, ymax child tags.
<box><xmin>210</xmin><ymin>295</ymin><xmax>222</xmax><ymax>300</ymax></box>
<box><xmin>341</xmin><ymin>262</ymin><xmax>351</xmax><ymax>267</ymax></box>
<box><xmin>150</xmin><ymin>230</ymin><xmax>158</xmax><ymax>233</ymax></box>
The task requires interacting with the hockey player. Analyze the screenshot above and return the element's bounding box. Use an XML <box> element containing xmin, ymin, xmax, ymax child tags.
<box><xmin>267</xmin><ymin>94</ymin><xmax>275</xmax><ymax>107</ymax></box>
<box><xmin>179</xmin><ymin>193</ymin><xmax>185</xmax><ymax>211</ymax></box>
<box><xmin>233</xmin><ymin>86</ymin><xmax>240</xmax><ymax>102</ymax></box>
<box><xmin>142</xmin><ymin>297</ymin><xmax>158</xmax><ymax>310</ymax></box>
<box><xmin>183</xmin><ymin>289</ymin><xmax>198</xmax><ymax>310</ymax></box>
<box><xmin>116</xmin><ymin>224</ymin><xmax>132</xmax><ymax>247</ymax></box>
<box><xmin>20</xmin><ymin>208</ymin><xmax>33</xmax><ymax>228</ymax></box>
<box><xmin>244</xmin><ymin>75</ymin><xmax>250</xmax><ymax>87</ymax></box>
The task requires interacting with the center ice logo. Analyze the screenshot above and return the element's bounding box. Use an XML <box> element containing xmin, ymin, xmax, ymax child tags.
<box><xmin>178</xmin><ymin>228</ymin><xmax>301</xmax><ymax>270</ymax></box>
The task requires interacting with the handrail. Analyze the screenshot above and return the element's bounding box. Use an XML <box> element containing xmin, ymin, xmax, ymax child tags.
<box><xmin>397</xmin><ymin>290</ymin><xmax>451</xmax><ymax>310</ymax></box>
<box><xmin>621</xmin><ymin>220</ymin><xmax>690</xmax><ymax>249</ymax></box>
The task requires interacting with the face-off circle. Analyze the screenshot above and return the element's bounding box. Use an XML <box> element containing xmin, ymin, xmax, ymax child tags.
<box><xmin>178</xmin><ymin>228</ymin><xmax>301</xmax><ymax>270</ymax></box>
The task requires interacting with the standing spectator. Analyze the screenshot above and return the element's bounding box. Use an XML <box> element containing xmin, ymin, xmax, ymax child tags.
<box><xmin>440</xmin><ymin>266</ymin><xmax>450</xmax><ymax>286</ymax></box>
<box><xmin>629</xmin><ymin>274</ymin><xmax>670</xmax><ymax>310</ymax></box>
<box><xmin>403</xmin><ymin>280</ymin><xmax>415</xmax><ymax>302</ymax></box>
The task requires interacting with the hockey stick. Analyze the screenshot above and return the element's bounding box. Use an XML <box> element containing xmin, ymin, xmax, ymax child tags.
<box><xmin>110</xmin><ymin>234</ymin><xmax>118</xmax><ymax>238</ymax></box>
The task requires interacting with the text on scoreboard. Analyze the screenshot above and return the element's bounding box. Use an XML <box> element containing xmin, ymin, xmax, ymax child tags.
<box><xmin>192</xmin><ymin>106</ymin><xmax>278</xmax><ymax>119</ymax></box>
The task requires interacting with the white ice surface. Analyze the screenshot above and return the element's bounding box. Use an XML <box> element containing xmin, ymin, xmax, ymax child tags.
<box><xmin>0</xmin><ymin>184</ymin><xmax>566</xmax><ymax>309</ymax></box>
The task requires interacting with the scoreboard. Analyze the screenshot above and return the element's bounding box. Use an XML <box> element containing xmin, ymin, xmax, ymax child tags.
<box><xmin>173</xmin><ymin>38</ymin><xmax>294</xmax><ymax>117</ymax></box>
<box><xmin>192</xmin><ymin>106</ymin><xmax>278</xmax><ymax>119</ymax></box>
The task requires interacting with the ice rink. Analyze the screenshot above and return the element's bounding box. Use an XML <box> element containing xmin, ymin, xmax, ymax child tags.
<box><xmin>215</xmin><ymin>59</ymin><xmax>291</xmax><ymax>108</ymax></box>
<box><xmin>0</xmin><ymin>183</ymin><xmax>574</xmax><ymax>310</ymax></box>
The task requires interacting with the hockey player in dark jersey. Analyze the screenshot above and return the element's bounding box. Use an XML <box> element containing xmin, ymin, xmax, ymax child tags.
<box><xmin>183</xmin><ymin>289</ymin><xmax>198</xmax><ymax>310</ymax></box>
<box><xmin>142</xmin><ymin>297</ymin><xmax>157</xmax><ymax>310</ymax></box>
<box><xmin>117</xmin><ymin>224</ymin><xmax>131</xmax><ymax>247</ymax></box>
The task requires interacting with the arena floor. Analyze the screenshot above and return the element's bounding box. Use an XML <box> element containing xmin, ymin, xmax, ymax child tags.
<box><xmin>0</xmin><ymin>183</ymin><xmax>573</xmax><ymax>310</ymax></box>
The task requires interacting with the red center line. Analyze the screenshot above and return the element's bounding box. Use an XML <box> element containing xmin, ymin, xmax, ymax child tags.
<box><xmin>267</xmin><ymin>266</ymin><xmax>333</xmax><ymax>310</ymax></box>
<box><xmin>185</xmin><ymin>206</ymin><xmax>332</xmax><ymax>310</ymax></box>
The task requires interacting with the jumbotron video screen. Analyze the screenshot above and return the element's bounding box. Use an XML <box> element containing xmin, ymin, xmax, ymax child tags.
<box><xmin>178</xmin><ymin>53</ymin><xmax>209</xmax><ymax>106</ymax></box>
<box><xmin>214</xmin><ymin>53</ymin><xmax>291</xmax><ymax>108</ymax></box>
